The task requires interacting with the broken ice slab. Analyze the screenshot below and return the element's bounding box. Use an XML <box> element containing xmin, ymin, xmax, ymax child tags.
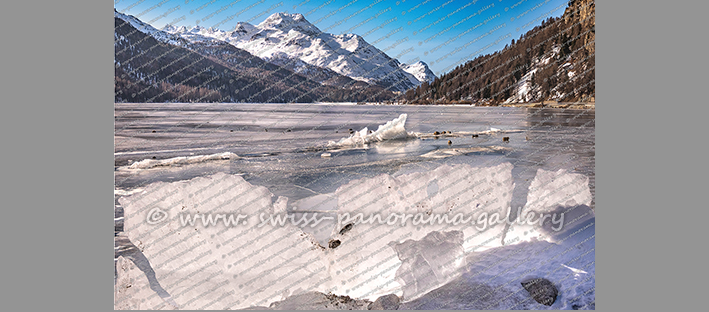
<box><xmin>117</xmin><ymin>162</ymin><xmax>593</xmax><ymax>309</ymax></box>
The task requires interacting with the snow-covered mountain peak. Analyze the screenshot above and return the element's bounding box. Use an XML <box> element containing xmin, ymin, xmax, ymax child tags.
<box><xmin>400</xmin><ymin>61</ymin><xmax>437</xmax><ymax>84</ymax></box>
<box><xmin>258</xmin><ymin>12</ymin><xmax>321</xmax><ymax>35</ymax></box>
<box><xmin>231</xmin><ymin>22</ymin><xmax>256</xmax><ymax>35</ymax></box>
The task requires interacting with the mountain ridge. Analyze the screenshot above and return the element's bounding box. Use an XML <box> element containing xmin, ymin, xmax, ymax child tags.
<box><xmin>114</xmin><ymin>10</ymin><xmax>398</xmax><ymax>103</ymax></box>
<box><xmin>159</xmin><ymin>12</ymin><xmax>435</xmax><ymax>92</ymax></box>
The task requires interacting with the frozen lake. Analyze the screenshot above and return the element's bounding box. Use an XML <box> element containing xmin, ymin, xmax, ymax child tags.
<box><xmin>115</xmin><ymin>103</ymin><xmax>594</xmax><ymax>205</ymax></box>
<box><xmin>114</xmin><ymin>103</ymin><xmax>595</xmax><ymax>309</ymax></box>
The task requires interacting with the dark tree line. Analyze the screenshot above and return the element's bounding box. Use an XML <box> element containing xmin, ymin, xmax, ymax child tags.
<box><xmin>403</xmin><ymin>0</ymin><xmax>595</xmax><ymax>104</ymax></box>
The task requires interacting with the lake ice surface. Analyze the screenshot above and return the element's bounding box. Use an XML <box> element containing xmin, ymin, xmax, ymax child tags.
<box><xmin>114</xmin><ymin>103</ymin><xmax>595</xmax><ymax>309</ymax></box>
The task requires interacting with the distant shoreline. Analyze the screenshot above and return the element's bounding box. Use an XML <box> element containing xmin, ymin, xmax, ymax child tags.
<box><xmin>115</xmin><ymin>102</ymin><xmax>596</xmax><ymax>109</ymax></box>
<box><xmin>349</xmin><ymin>101</ymin><xmax>596</xmax><ymax>109</ymax></box>
<box><xmin>497</xmin><ymin>101</ymin><xmax>595</xmax><ymax>109</ymax></box>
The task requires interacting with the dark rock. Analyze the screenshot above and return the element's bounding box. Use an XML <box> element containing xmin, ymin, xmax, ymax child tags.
<box><xmin>265</xmin><ymin>129</ymin><xmax>268</xmax><ymax>132</ymax></box>
<box><xmin>521</xmin><ymin>278</ymin><xmax>558</xmax><ymax>306</ymax></box>
<box><xmin>151</xmin><ymin>156</ymin><xmax>156</xmax><ymax>159</ymax></box>
<box><xmin>368</xmin><ymin>294</ymin><xmax>400</xmax><ymax>310</ymax></box>
<box><xmin>230</xmin><ymin>129</ymin><xmax>234</xmax><ymax>132</ymax></box>
<box><xmin>152</xmin><ymin>130</ymin><xmax>156</xmax><ymax>133</ymax></box>
<box><xmin>433</xmin><ymin>131</ymin><xmax>440</xmax><ymax>135</ymax></box>
<box><xmin>447</xmin><ymin>140</ymin><xmax>452</xmax><ymax>145</ymax></box>
<box><xmin>328</xmin><ymin>239</ymin><xmax>341</xmax><ymax>249</ymax></box>
<box><xmin>503</xmin><ymin>137</ymin><xmax>509</xmax><ymax>142</ymax></box>
<box><xmin>339</xmin><ymin>223</ymin><xmax>353</xmax><ymax>235</ymax></box>
<box><xmin>472</xmin><ymin>134</ymin><xmax>478</xmax><ymax>138</ymax></box>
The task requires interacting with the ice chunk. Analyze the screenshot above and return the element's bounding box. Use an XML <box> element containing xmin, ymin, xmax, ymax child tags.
<box><xmin>118</xmin><ymin>163</ymin><xmax>518</xmax><ymax>308</ymax></box>
<box><xmin>123</xmin><ymin>152</ymin><xmax>237</xmax><ymax>170</ymax></box>
<box><xmin>328</xmin><ymin>114</ymin><xmax>410</xmax><ymax>147</ymax></box>
<box><xmin>329</xmin><ymin>163</ymin><xmax>515</xmax><ymax>300</ymax></box>
<box><xmin>525</xmin><ymin>168</ymin><xmax>592</xmax><ymax>212</ymax></box>
<box><xmin>391</xmin><ymin>231</ymin><xmax>466</xmax><ymax>300</ymax></box>
<box><xmin>504</xmin><ymin>168</ymin><xmax>593</xmax><ymax>244</ymax></box>
<box><xmin>420</xmin><ymin>146</ymin><xmax>511</xmax><ymax>159</ymax></box>
<box><xmin>119</xmin><ymin>173</ymin><xmax>329</xmax><ymax>309</ymax></box>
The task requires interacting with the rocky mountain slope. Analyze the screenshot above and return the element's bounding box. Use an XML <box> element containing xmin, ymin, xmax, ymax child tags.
<box><xmin>114</xmin><ymin>11</ymin><xmax>397</xmax><ymax>103</ymax></box>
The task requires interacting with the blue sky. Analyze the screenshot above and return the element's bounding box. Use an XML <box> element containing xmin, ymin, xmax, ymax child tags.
<box><xmin>115</xmin><ymin>0</ymin><xmax>571</xmax><ymax>76</ymax></box>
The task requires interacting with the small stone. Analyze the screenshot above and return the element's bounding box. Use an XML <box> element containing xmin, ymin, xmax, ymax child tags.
<box><xmin>152</xmin><ymin>130</ymin><xmax>156</xmax><ymax>133</ymax></box>
<box><xmin>521</xmin><ymin>278</ymin><xmax>558</xmax><ymax>306</ymax></box>
<box><xmin>339</xmin><ymin>223</ymin><xmax>353</xmax><ymax>235</ymax></box>
<box><xmin>503</xmin><ymin>137</ymin><xmax>510</xmax><ymax>142</ymax></box>
<box><xmin>447</xmin><ymin>140</ymin><xmax>452</xmax><ymax>145</ymax></box>
<box><xmin>368</xmin><ymin>294</ymin><xmax>400</xmax><ymax>310</ymax></box>
<box><xmin>329</xmin><ymin>239</ymin><xmax>341</xmax><ymax>249</ymax></box>
<box><xmin>434</xmin><ymin>131</ymin><xmax>440</xmax><ymax>135</ymax></box>
<box><xmin>367</xmin><ymin>294</ymin><xmax>400</xmax><ymax>310</ymax></box>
